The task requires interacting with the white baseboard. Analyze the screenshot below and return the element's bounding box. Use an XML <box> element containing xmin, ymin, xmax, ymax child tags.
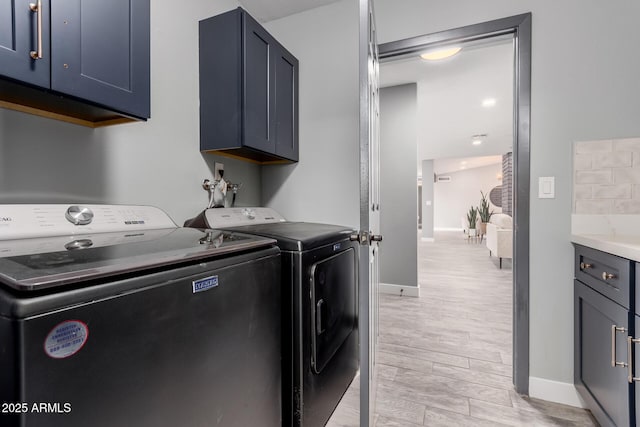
<box><xmin>528</xmin><ymin>377</ymin><xmax>586</xmax><ymax>408</ymax></box>
<box><xmin>434</xmin><ymin>227</ymin><xmax>464</xmax><ymax>232</ymax></box>
<box><xmin>379</xmin><ymin>283</ymin><xmax>420</xmax><ymax>297</ymax></box>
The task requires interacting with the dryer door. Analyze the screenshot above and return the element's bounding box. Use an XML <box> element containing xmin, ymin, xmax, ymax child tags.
<box><xmin>310</xmin><ymin>248</ymin><xmax>356</xmax><ymax>374</ymax></box>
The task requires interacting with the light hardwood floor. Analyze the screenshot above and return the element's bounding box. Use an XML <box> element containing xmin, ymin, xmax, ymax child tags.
<box><xmin>328</xmin><ymin>230</ymin><xmax>597</xmax><ymax>426</ymax></box>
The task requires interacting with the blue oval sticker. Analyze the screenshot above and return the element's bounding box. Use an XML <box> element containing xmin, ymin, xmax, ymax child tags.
<box><xmin>44</xmin><ymin>320</ymin><xmax>89</xmax><ymax>359</ymax></box>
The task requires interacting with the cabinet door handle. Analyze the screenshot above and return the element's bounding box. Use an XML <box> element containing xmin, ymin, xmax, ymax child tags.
<box><xmin>580</xmin><ymin>262</ymin><xmax>592</xmax><ymax>270</ymax></box>
<box><xmin>627</xmin><ymin>336</ymin><xmax>640</xmax><ymax>383</ymax></box>
<box><xmin>29</xmin><ymin>0</ymin><xmax>43</xmax><ymax>60</ymax></box>
<box><xmin>612</xmin><ymin>325</ymin><xmax>628</xmax><ymax>368</ymax></box>
<box><xmin>602</xmin><ymin>271</ymin><xmax>617</xmax><ymax>281</ymax></box>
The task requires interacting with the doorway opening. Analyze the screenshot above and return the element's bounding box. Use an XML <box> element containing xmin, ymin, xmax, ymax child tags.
<box><xmin>378</xmin><ymin>13</ymin><xmax>531</xmax><ymax>395</ymax></box>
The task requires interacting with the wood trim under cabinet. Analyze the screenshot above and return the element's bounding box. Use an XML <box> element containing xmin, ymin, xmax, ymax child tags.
<box><xmin>0</xmin><ymin>100</ymin><xmax>137</xmax><ymax>128</ymax></box>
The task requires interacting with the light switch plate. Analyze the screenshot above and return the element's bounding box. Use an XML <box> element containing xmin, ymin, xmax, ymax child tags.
<box><xmin>538</xmin><ymin>176</ymin><xmax>555</xmax><ymax>199</ymax></box>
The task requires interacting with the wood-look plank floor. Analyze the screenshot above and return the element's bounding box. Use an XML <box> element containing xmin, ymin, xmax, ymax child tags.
<box><xmin>327</xmin><ymin>230</ymin><xmax>597</xmax><ymax>426</ymax></box>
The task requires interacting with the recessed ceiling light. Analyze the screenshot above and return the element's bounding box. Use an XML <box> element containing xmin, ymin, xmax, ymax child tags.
<box><xmin>420</xmin><ymin>47</ymin><xmax>462</xmax><ymax>61</ymax></box>
<box><xmin>472</xmin><ymin>139</ymin><xmax>483</xmax><ymax>146</ymax></box>
<box><xmin>482</xmin><ymin>98</ymin><xmax>497</xmax><ymax>107</ymax></box>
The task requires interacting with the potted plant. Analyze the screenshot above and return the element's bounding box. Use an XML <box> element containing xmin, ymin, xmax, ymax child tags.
<box><xmin>467</xmin><ymin>206</ymin><xmax>478</xmax><ymax>237</ymax></box>
<box><xmin>478</xmin><ymin>191</ymin><xmax>495</xmax><ymax>236</ymax></box>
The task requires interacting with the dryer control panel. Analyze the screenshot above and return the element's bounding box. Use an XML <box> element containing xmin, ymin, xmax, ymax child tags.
<box><xmin>204</xmin><ymin>207</ymin><xmax>286</xmax><ymax>228</ymax></box>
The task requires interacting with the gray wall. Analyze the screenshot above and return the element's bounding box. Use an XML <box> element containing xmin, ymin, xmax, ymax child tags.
<box><xmin>262</xmin><ymin>0</ymin><xmax>359</xmax><ymax>227</ymax></box>
<box><xmin>262</xmin><ymin>0</ymin><xmax>640</xmax><ymax>391</ymax></box>
<box><xmin>0</xmin><ymin>0</ymin><xmax>262</xmax><ymax>224</ymax></box>
<box><xmin>375</xmin><ymin>0</ymin><xmax>640</xmax><ymax>386</ymax></box>
<box><xmin>421</xmin><ymin>160</ymin><xmax>434</xmax><ymax>238</ymax></box>
<box><xmin>379</xmin><ymin>84</ymin><xmax>418</xmax><ymax>287</ymax></box>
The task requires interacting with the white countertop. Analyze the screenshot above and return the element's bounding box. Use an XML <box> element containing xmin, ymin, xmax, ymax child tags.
<box><xmin>571</xmin><ymin>234</ymin><xmax>640</xmax><ymax>262</ymax></box>
<box><xmin>571</xmin><ymin>214</ymin><xmax>640</xmax><ymax>261</ymax></box>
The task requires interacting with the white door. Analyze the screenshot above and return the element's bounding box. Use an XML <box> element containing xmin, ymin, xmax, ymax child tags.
<box><xmin>358</xmin><ymin>0</ymin><xmax>380</xmax><ymax>425</ymax></box>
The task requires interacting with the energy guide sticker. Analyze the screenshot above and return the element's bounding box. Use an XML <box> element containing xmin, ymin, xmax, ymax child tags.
<box><xmin>44</xmin><ymin>320</ymin><xmax>89</xmax><ymax>359</ymax></box>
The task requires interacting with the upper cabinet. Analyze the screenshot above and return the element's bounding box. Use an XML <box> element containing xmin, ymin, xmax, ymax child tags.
<box><xmin>199</xmin><ymin>8</ymin><xmax>299</xmax><ymax>164</ymax></box>
<box><xmin>0</xmin><ymin>0</ymin><xmax>150</xmax><ymax>127</ymax></box>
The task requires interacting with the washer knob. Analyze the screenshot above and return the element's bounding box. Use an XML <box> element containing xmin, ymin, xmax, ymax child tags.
<box><xmin>65</xmin><ymin>206</ymin><xmax>94</xmax><ymax>225</ymax></box>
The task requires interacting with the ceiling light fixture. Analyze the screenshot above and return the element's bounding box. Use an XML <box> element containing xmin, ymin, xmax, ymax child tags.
<box><xmin>420</xmin><ymin>46</ymin><xmax>462</xmax><ymax>61</ymax></box>
<box><xmin>482</xmin><ymin>98</ymin><xmax>497</xmax><ymax>107</ymax></box>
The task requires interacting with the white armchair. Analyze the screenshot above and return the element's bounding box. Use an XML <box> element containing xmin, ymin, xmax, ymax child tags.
<box><xmin>485</xmin><ymin>214</ymin><xmax>512</xmax><ymax>268</ymax></box>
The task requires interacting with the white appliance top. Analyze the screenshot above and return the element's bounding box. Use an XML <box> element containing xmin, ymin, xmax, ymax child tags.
<box><xmin>204</xmin><ymin>207</ymin><xmax>286</xmax><ymax>227</ymax></box>
<box><xmin>0</xmin><ymin>204</ymin><xmax>277</xmax><ymax>291</ymax></box>
<box><xmin>0</xmin><ymin>204</ymin><xmax>177</xmax><ymax>241</ymax></box>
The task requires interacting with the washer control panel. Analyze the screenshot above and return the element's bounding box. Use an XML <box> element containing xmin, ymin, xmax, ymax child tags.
<box><xmin>0</xmin><ymin>204</ymin><xmax>177</xmax><ymax>241</ymax></box>
<box><xmin>65</xmin><ymin>206</ymin><xmax>94</xmax><ymax>225</ymax></box>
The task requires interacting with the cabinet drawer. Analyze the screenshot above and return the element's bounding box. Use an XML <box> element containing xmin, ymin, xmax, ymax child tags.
<box><xmin>575</xmin><ymin>244</ymin><xmax>631</xmax><ymax>309</ymax></box>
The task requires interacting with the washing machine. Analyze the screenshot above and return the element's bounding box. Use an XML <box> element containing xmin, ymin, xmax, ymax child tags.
<box><xmin>0</xmin><ymin>204</ymin><xmax>282</xmax><ymax>427</ymax></box>
<box><xmin>185</xmin><ymin>207</ymin><xmax>359</xmax><ymax>427</ymax></box>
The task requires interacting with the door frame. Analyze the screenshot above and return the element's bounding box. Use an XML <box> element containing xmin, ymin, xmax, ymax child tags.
<box><xmin>378</xmin><ymin>13</ymin><xmax>532</xmax><ymax>394</ymax></box>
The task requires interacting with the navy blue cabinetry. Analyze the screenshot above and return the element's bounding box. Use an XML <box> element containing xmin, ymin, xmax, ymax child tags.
<box><xmin>199</xmin><ymin>8</ymin><xmax>299</xmax><ymax>164</ymax></box>
<box><xmin>0</xmin><ymin>0</ymin><xmax>150</xmax><ymax>126</ymax></box>
<box><xmin>0</xmin><ymin>0</ymin><xmax>50</xmax><ymax>88</ymax></box>
<box><xmin>574</xmin><ymin>244</ymin><xmax>634</xmax><ymax>426</ymax></box>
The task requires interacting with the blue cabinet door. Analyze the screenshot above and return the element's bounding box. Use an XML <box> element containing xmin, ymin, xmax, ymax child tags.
<box><xmin>242</xmin><ymin>12</ymin><xmax>276</xmax><ymax>154</ymax></box>
<box><xmin>274</xmin><ymin>47</ymin><xmax>298</xmax><ymax>161</ymax></box>
<box><xmin>50</xmin><ymin>0</ymin><xmax>150</xmax><ymax>118</ymax></box>
<box><xmin>0</xmin><ymin>0</ymin><xmax>50</xmax><ymax>88</ymax></box>
<box><xmin>575</xmin><ymin>280</ymin><xmax>632</xmax><ymax>427</ymax></box>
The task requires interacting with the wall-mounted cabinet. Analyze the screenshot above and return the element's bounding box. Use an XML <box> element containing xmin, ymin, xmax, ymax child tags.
<box><xmin>199</xmin><ymin>8</ymin><xmax>299</xmax><ymax>164</ymax></box>
<box><xmin>0</xmin><ymin>0</ymin><xmax>150</xmax><ymax>127</ymax></box>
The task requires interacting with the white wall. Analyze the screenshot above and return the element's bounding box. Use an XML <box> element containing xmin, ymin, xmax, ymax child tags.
<box><xmin>262</xmin><ymin>0</ymin><xmax>359</xmax><ymax>227</ymax></box>
<box><xmin>379</xmin><ymin>84</ymin><xmax>418</xmax><ymax>288</ymax></box>
<box><xmin>434</xmin><ymin>163</ymin><xmax>502</xmax><ymax>230</ymax></box>
<box><xmin>0</xmin><ymin>0</ymin><xmax>262</xmax><ymax>224</ymax></box>
<box><xmin>375</xmin><ymin>0</ymin><xmax>640</xmax><ymax>390</ymax></box>
<box><xmin>421</xmin><ymin>160</ymin><xmax>434</xmax><ymax>238</ymax></box>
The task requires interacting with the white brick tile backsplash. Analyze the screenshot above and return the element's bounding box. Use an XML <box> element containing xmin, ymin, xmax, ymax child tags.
<box><xmin>575</xmin><ymin>140</ymin><xmax>613</xmax><ymax>153</ymax></box>
<box><xmin>575</xmin><ymin>199</ymin><xmax>612</xmax><ymax>214</ymax></box>
<box><xmin>592</xmin><ymin>184</ymin><xmax>632</xmax><ymax>199</ymax></box>
<box><xmin>614</xmin><ymin>200</ymin><xmax>640</xmax><ymax>214</ymax></box>
<box><xmin>593</xmin><ymin>151</ymin><xmax>633</xmax><ymax>168</ymax></box>
<box><xmin>574</xmin><ymin>185</ymin><xmax>592</xmax><ymax>200</ymax></box>
<box><xmin>614</xmin><ymin>137</ymin><xmax>640</xmax><ymax>152</ymax></box>
<box><xmin>575</xmin><ymin>170</ymin><xmax>612</xmax><ymax>185</ymax></box>
<box><xmin>574</xmin><ymin>138</ymin><xmax>640</xmax><ymax>214</ymax></box>
<box><xmin>574</xmin><ymin>154</ymin><xmax>592</xmax><ymax>170</ymax></box>
<box><xmin>614</xmin><ymin>168</ymin><xmax>640</xmax><ymax>184</ymax></box>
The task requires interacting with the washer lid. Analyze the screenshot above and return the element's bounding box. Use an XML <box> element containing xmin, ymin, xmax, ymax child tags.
<box><xmin>0</xmin><ymin>228</ymin><xmax>275</xmax><ymax>291</ymax></box>
<box><xmin>225</xmin><ymin>222</ymin><xmax>355</xmax><ymax>251</ymax></box>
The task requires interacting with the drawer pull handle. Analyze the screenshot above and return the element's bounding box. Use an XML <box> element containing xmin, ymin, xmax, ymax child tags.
<box><xmin>580</xmin><ymin>262</ymin><xmax>592</xmax><ymax>270</ymax></box>
<box><xmin>612</xmin><ymin>325</ymin><xmax>628</xmax><ymax>368</ymax></box>
<box><xmin>602</xmin><ymin>271</ymin><xmax>617</xmax><ymax>281</ymax></box>
<box><xmin>29</xmin><ymin>0</ymin><xmax>42</xmax><ymax>60</ymax></box>
<box><xmin>628</xmin><ymin>336</ymin><xmax>640</xmax><ymax>383</ymax></box>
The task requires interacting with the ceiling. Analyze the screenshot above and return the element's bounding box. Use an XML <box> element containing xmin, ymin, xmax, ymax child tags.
<box><xmin>380</xmin><ymin>39</ymin><xmax>514</xmax><ymax>176</ymax></box>
<box><xmin>239</xmin><ymin>0</ymin><xmax>341</xmax><ymax>22</ymax></box>
<box><xmin>432</xmin><ymin>155</ymin><xmax>502</xmax><ymax>176</ymax></box>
